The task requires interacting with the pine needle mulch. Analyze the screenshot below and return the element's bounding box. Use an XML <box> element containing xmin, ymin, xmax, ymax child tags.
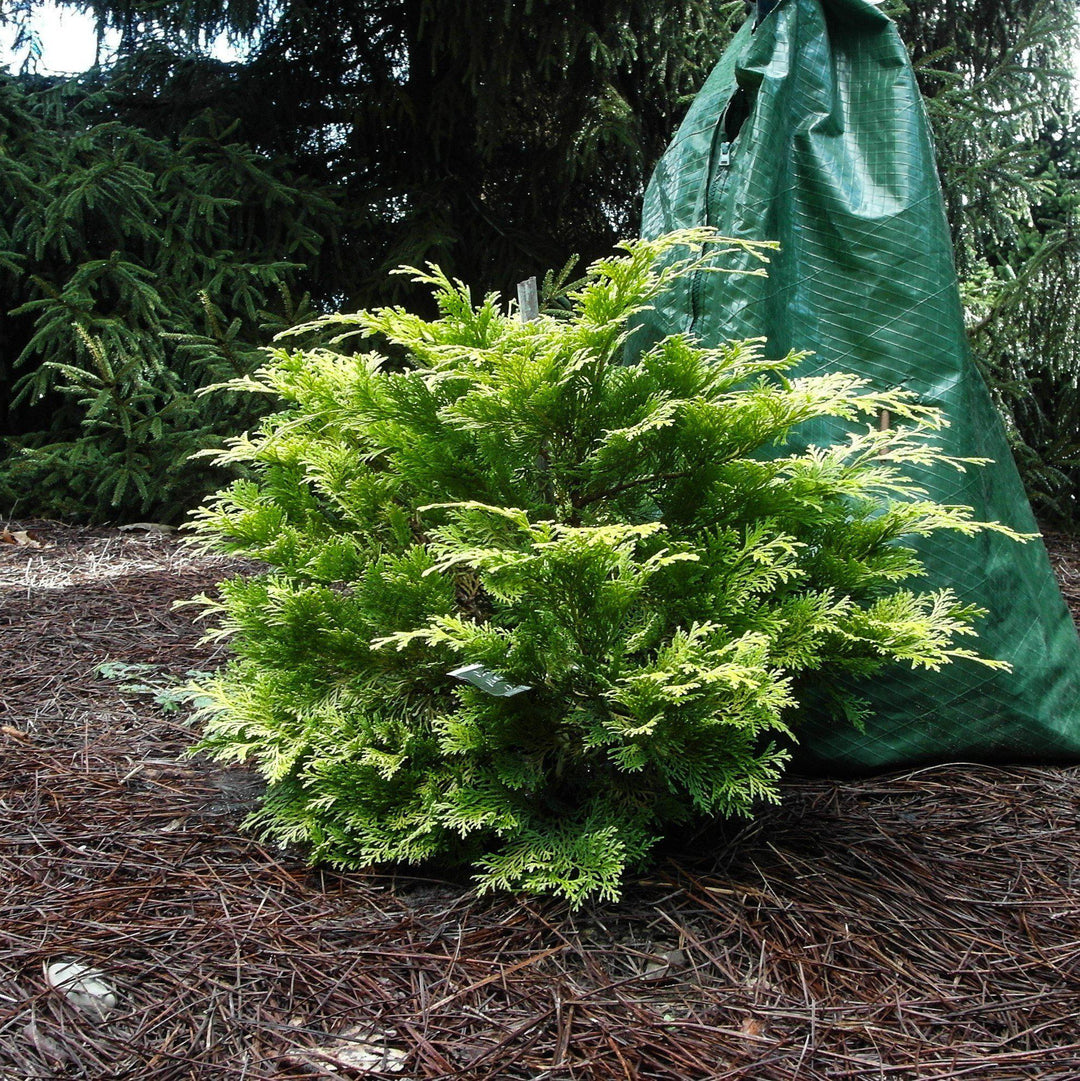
<box><xmin>2</xmin><ymin>522</ymin><xmax>1078</xmax><ymax>1081</ymax></box>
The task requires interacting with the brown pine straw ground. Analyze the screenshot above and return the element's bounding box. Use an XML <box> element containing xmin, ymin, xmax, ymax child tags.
<box><xmin>1</xmin><ymin>521</ymin><xmax>1079</xmax><ymax>1081</ymax></box>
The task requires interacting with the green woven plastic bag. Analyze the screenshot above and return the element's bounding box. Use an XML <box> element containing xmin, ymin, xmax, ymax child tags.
<box><xmin>636</xmin><ymin>0</ymin><xmax>1080</xmax><ymax>768</ymax></box>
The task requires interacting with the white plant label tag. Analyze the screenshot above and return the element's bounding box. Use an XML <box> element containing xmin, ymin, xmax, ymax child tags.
<box><xmin>449</xmin><ymin>664</ymin><xmax>531</xmax><ymax>697</ymax></box>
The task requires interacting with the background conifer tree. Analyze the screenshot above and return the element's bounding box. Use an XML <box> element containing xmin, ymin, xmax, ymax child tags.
<box><xmin>6</xmin><ymin>0</ymin><xmax>747</xmax><ymax>305</ymax></box>
<box><xmin>0</xmin><ymin>70</ymin><xmax>340</xmax><ymax>520</ymax></box>
<box><xmin>888</xmin><ymin>0</ymin><xmax>1080</xmax><ymax>520</ymax></box>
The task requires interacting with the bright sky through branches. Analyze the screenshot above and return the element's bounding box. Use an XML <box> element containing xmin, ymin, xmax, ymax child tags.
<box><xmin>0</xmin><ymin>2</ymin><xmax>236</xmax><ymax>73</ymax></box>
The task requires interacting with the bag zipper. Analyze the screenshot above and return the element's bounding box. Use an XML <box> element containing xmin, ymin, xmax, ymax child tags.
<box><xmin>690</xmin><ymin>125</ymin><xmax>737</xmax><ymax>334</ymax></box>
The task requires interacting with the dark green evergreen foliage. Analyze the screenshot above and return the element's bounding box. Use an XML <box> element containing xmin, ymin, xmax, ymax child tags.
<box><xmin>888</xmin><ymin>0</ymin><xmax>1080</xmax><ymax>522</ymax></box>
<box><xmin>962</xmin><ymin>124</ymin><xmax>1080</xmax><ymax>523</ymax></box>
<box><xmin>0</xmin><ymin>72</ymin><xmax>339</xmax><ymax>521</ymax></box>
<box><xmin>45</xmin><ymin>0</ymin><xmax>744</xmax><ymax>307</ymax></box>
<box><xmin>187</xmin><ymin>231</ymin><xmax>1019</xmax><ymax>903</ymax></box>
<box><xmin>890</xmin><ymin>0</ymin><xmax>1075</xmax><ymax>273</ymax></box>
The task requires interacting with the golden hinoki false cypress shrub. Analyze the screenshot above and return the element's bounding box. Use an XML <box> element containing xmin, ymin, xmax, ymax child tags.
<box><xmin>187</xmin><ymin>230</ymin><xmax>1020</xmax><ymax>903</ymax></box>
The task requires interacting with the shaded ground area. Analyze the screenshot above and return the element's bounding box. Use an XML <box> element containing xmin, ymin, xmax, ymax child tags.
<box><xmin>1</xmin><ymin>522</ymin><xmax>1078</xmax><ymax>1080</ymax></box>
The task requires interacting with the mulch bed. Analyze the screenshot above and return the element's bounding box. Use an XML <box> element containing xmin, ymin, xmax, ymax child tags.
<box><xmin>1</xmin><ymin>521</ymin><xmax>1078</xmax><ymax>1080</ymax></box>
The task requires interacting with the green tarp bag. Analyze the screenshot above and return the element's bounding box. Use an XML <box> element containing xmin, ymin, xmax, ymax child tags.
<box><xmin>637</xmin><ymin>0</ymin><xmax>1080</xmax><ymax>769</ymax></box>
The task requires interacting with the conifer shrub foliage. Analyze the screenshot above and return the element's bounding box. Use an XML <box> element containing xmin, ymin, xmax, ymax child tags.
<box><xmin>188</xmin><ymin>230</ymin><xmax>1018</xmax><ymax>904</ymax></box>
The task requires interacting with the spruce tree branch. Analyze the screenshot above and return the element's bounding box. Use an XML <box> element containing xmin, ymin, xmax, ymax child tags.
<box><xmin>968</xmin><ymin>231</ymin><xmax>1071</xmax><ymax>339</ymax></box>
